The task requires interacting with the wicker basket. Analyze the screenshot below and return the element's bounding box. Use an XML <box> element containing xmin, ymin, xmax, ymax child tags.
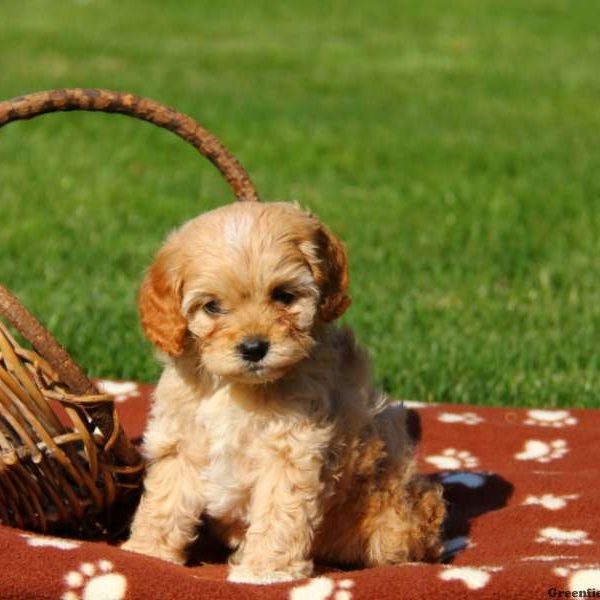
<box><xmin>0</xmin><ymin>88</ymin><xmax>260</xmax><ymax>537</ymax></box>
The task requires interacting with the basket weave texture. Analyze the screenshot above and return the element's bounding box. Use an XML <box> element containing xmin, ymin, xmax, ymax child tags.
<box><xmin>0</xmin><ymin>88</ymin><xmax>259</xmax><ymax>536</ymax></box>
<box><xmin>0</xmin><ymin>320</ymin><xmax>141</xmax><ymax>535</ymax></box>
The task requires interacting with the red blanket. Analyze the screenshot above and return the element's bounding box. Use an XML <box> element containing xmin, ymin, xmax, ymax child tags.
<box><xmin>1</xmin><ymin>381</ymin><xmax>598</xmax><ymax>599</ymax></box>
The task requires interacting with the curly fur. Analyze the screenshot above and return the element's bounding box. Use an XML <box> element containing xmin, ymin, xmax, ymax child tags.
<box><xmin>122</xmin><ymin>202</ymin><xmax>445</xmax><ymax>584</ymax></box>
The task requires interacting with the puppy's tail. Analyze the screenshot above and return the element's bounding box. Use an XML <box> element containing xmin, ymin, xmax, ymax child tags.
<box><xmin>0</xmin><ymin>88</ymin><xmax>259</xmax><ymax>202</ymax></box>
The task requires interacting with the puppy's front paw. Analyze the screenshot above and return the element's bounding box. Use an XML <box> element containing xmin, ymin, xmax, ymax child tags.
<box><xmin>227</xmin><ymin>561</ymin><xmax>312</xmax><ymax>585</ymax></box>
<box><xmin>121</xmin><ymin>539</ymin><xmax>185</xmax><ymax>565</ymax></box>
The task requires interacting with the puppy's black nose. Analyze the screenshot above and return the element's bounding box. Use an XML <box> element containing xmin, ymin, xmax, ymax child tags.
<box><xmin>238</xmin><ymin>337</ymin><xmax>270</xmax><ymax>362</ymax></box>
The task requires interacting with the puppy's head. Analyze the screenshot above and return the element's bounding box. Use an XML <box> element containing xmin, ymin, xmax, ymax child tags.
<box><xmin>139</xmin><ymin>202</ymin><xmax>350</xmax><ymax>383</ymax></box>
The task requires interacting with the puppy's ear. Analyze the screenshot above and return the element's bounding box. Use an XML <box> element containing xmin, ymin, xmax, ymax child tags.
<box><xmin>138</xmin><ymin>250</ymin><xmax>187</xmax><ymax>356</ymax></box>
<box><xmin>304</xmin><ymin>220</ymin><xmax>351</xmax><ymax>322</ymax></box>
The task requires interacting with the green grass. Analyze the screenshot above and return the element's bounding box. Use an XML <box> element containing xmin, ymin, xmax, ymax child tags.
<box><xmin>1</xmin><ymin>0</ymin><xmax>599</xmax><ymax>407</ymax></box>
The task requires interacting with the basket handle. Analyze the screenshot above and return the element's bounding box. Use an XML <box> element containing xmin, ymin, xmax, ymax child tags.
<box><xmin>0</xmin><ymin>88</ymin><xmax>260</xmax><ymax>466</ymax></box>
<box><xmin>0</xmin><ymin>88</ymin><xmax>260</xmax><ymax>202</ymax></box>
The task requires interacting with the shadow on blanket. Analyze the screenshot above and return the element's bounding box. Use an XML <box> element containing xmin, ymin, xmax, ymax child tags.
<box><xmin>407</xmin><ymin>408</ymin><xmax>514</xmax><ymax>563</ymax></box>
<box><xmin>438</xmin><ymin>471</ymin><xmax>513</xmax><ymax>561</ymax></box>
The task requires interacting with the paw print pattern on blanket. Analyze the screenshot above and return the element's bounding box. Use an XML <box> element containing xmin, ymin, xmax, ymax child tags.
<box><xmin>439</xmin><ymin>566</ymin><xmax>502</xmax><ymax>590</ymax></box>
<box><xmin>521</xmin><ymin>555</ymin><xmax>582</xmax><ymax>562</ymax></box>
<box><xmin>1</xmin><ymin>383</ymin><xmax>594</xmax><ymax>599</ymax></box>
<box><xmin>524</xmin><ymin>410</ymin><xmax>577</xmax><ymax>428</ymax></box>
<box><xmin>554</xmin><ymin>564</ymin><xmax>600</xmax><ymax>592</ymax></box>
<box><xmin>21</xmin><ymin>534</ymin><xmax>81</xmax><ymax>550</ymax></box>
<box><xmin>536</xmin><ymin>527</ymin><xmax>593</xmax><ymax>546</ymax></box>
<box><xmin>438</xmin><ymin>412</ymin><xmax>484</xmax><ymax>425</ymax></box>
<box><xmin>425</xmin><ymin>448</ymin><xmax>479</xmax><ymax>470</ymax></box>
<box><xmin>62</xmin><ymin>560</ymin><xmax>127</xmax><ymax>600</ymax></box>
<box><xmin>289</xmin><ymin>577</ymin><xmax>355</xmax><ymax>600</ymax></box>
<box><xmin>523</xmin><ymin>494</ymin><xmax>579</xmax><ymax>511</ymax></box>
<box><xmin>401</xmin><ymin>400</ymin><xmax>436</xmax><ymax>408</ymax></box>
<box><xmin>514</xmin><ymin>439</ymin><xmax>568</xmax><ymax>463</ymax></box>
<box><xmin>96</xmin><ymin>380</ymin><xmax>140</xmax><ymax>403</ymax></box>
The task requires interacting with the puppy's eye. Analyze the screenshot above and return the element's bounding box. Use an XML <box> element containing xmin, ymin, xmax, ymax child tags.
<box><xmin>203</xmin><ymin>300</ymin><xmax>223</xmax><ymax>315</ymax></box>
<box><xmin>271</xmin><ymin>287</ymin><xmax>296</xmax><ymax>306</ymax></box>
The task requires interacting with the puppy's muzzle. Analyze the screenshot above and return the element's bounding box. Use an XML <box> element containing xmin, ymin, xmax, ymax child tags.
<box><xmin>237</xmin><ymin>337</ymin><xmax>270</xmax><ymax>363</ymax></box>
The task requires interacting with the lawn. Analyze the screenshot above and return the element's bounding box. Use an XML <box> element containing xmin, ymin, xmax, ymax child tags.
<box><xmin>1</xmin><ymin>0</ymin><xmax>599</xmax><ymax>408</ymax></box>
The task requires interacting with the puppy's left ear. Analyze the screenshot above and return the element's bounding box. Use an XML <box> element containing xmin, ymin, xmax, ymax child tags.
<box><xmin>304</xmin><ymin>220</ymin><xmax>351</xmax><ymax>322</ymax></box>
<box><xmin>138</xmin><ymin>249</ymin><xmax>188</xmax><ymax>356</ymax></box>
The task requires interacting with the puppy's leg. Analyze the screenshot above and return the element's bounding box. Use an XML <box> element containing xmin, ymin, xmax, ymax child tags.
<box><xmin>122</xmin><ymin>454</ymin><xmax>204</xmax><ymax>565</ymax></box>
<box><xmin>227</xmin><ymin>452</ymin><xmax>323</xmax><ymax>584</ymax></box>
<box><xmin>365</xmin><ymin>477</ymin><xmax>445</xmax><ymax>566</ymax></box>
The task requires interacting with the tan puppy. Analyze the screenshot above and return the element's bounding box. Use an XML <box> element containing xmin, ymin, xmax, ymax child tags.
<box><xmin>122</xmin><ymin>202</ymin><xmax>445</xmax><ymax>584</ymax></box>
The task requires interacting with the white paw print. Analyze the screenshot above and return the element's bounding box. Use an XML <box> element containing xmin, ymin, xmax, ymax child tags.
<box><xmin>521</xmin><ymin>555</ymin><xmax>582</xmax><ymax>562</ymax></box>
<box><xmin>96</xmin><ymin>380</ymin><xmax>140</xmax><ymax>403</ymax></box>
<box><xmin>523</xmin><ymin>493</ymin><xmax>579</xmax><ymax>511</ymax></box>
<box><xmin>514</xmin><ymin>439</ymin><xmax>568</xmax><ymax>463</ymax></box>
<box><xmin>536</xmin><ymin>527</ymin><xmax>593</xmax><ymax>546</ymax></box>
<box><xmin>289</xmin><ymin>577</ymin><xmax>355</xmax><ymax>600</ymax></box>
<box><xmin>554</xmin><ymin>564</ymin><xmax>600</xmax><ymax>592</ymax></box>
<box><xmin>439</xmin><ymin>566</ymin><xmax>502</xmax><ymax>590</ymax></box>
<box><xmin>22</xmin><ymin>533</ymin><xmax>81</xmax><ymax>550</ymax></box>
<box><xmin>438</xmin><ymin>412</ymin><xmax>484</xmax><ymax>425</ymax></box>
<box><xmin>401</xmin><ymin>400</ymin><xmax>436</xmax><ymax>408</ymax></box>
<box><xmin>62</xmin><ymin>560</ymin><xmax>127</xmax><ymax>600</ymax></box>
<box><xmin>425</xmin><ymin>448</ymin><xmax>479</xmax><ymax>470</ymax></box>
<box><xmin>524</xmin><ymin>410</ymin><xmax>577</xmax><ymax>428</ymax></box>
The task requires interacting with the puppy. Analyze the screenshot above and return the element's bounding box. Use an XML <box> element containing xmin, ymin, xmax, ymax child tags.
<box><xmin>122</xmin><ymin>202</ymin><xmax>445</xmax><ymax>584</ymax></box>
